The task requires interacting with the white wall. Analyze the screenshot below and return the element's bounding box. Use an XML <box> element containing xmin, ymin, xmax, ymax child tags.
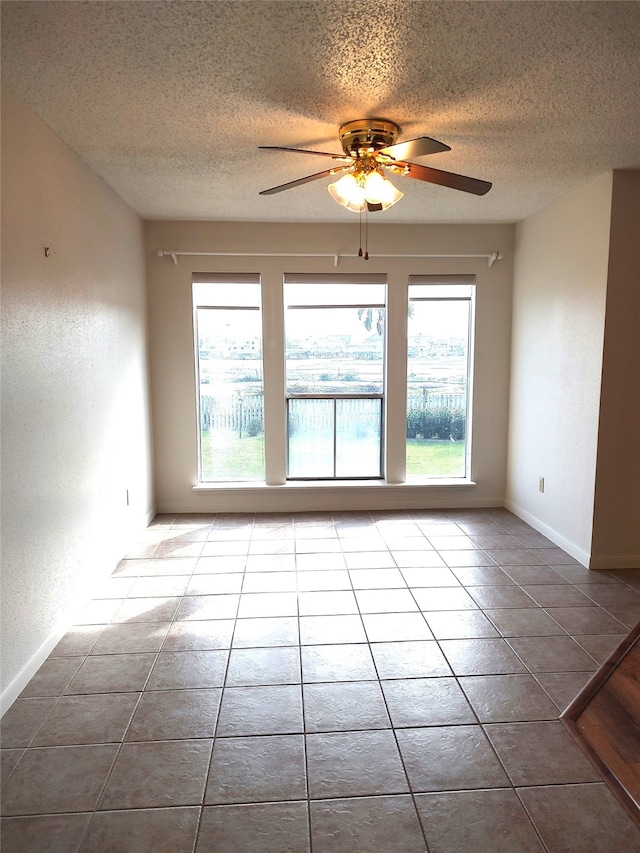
<box><xmin>145</xmin><ymin>219</ymin><xmax>514</xmax><ymax>513</ymax></box>
<box><xmin>591</xmin><ymin>170</ymin><xmax>640</xmax><ymax>568</ymax></box>
<box><xmin>1</xmin><ymin>88</ymin><xmax>155</xmax><ymax>710</ymax></box>
<box><xmin>506</xmin><ymin>173</ymin><xmax>613</xmax><ymax>564</ymax></box>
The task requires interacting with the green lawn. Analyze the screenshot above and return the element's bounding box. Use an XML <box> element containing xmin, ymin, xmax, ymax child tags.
<box><xmin>201</xmin><ymin>430</ymin><xmax>265</xmax><ymax>481</ymax></box>
<box><xmin>201</xmin><ymin>431</ymin><xmax>465</xmax><ymax>480</ymax></box>
<box><xmin>406</xmin><ymin>439</ymin><xmax>466</xmax><ymax>477</ymax></box>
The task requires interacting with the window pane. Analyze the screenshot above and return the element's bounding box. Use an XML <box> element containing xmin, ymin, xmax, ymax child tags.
<box><xmin>196</xmin><ymin>301</ymin><xmax>264</xmax><ymax>482</ymax></box>
<box><xmin>285</xmin><ymin>306</ymin><xmax>384</xmax><ymax>395</ymax></box>
<box><xmin>406</xmin><ymin>290</ymin><xmax>471</xmax><ymax>478</ymax></box>
<box><xmin>287</xmin><ymin>399</ymin><xmax>334</xmax><ymax>478</ymax></box>
<box><xmin>336</xmin><ymin>398</ymin><xmax>382</xmax><ymax>477</ymax></box>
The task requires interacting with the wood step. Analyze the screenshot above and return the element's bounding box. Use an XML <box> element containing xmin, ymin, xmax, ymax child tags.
<box><xmin>561</xmin><ymin>620</ymin><xmax>640</xmax><ymax>828</ymax></box>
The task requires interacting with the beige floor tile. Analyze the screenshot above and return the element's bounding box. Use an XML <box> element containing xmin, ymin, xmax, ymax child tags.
<box><xmin>19</xmin><ymin>658</ymin><xmax>84</xmax><ymax>698</ymax></box>
<box><xmin>303</xmin><ymin>681</ymin><xmax>391</xmax><ymax>732</ymax></box>
<box><xmin>205</xmin><ymin>734</ymin><xmax>306</xmax><ymax>803</ymax></box>
<box><xmin>236</xmin><ymin>591</ymin><xmax>297</xmax><ymax>618</ymax></box>
<box><xmin>306</xmin><ymin>730</ymin><xmax>408</xmax><ymax>798</ymax></box>
<box><xmin>298</xmin><ymin>590</ymin><xmax>358</xmax><ymax>616</ymax></box>
<box><xmin>125</xmin><ymin>688</ymin><xmax>221</xmax><ymax>740</ymax></box>
<box><xmin>484</xmin><ymin>607</ymin><xmax>566</xmax><ymax>637</ymax></box>
<box><xmin>354</xmin><ymin>588</ymin><xmax>419</xmax><ymax>613</ymax></box>
<box><xmin>185</xmin><ymin>573</ymin><xmax>243</xmax><ymax>594</ymax></box>
<box><xmin>396</xmin><ymin>725</ymin><xmax>509</xmax><ymax>792</ymax></box>
<box><xmin>1</xmin><ymin>749</ymin><xmax>25</xmax><ymax>787</ymax></box>
<box><xmin>382</xmin><ymin>678</ymin><xmax>475</xmax><ymax>727</ymax></box>
<box><xmin>534</xmin><ymin>670</ymin><xmax>596</xmax><ymax>711</ymax></box>
<box><xmin>415</xmin><ymin>788</ymin><xmax>544</xmax><ymax>853</ymax></box>
<box><xmin>484</xmin><ymin>720</ymin><xmax>602</xmax><ymax>785</ymax></box>
<box><xmin>232</xmin><ymin>616</ymin><xmax>299</xmax><ymax>647</ymax></box>
<box><xmin>225</xmin><ymin>646</ymin><xmax>301</xmax><ymax>686</ymax></box>
<box><xmin>361</xmin><ymin>612</ymin><xmax>433</xmax><ymax>642</ymax></box>
<box><xmin>197</xmin><ymin>802</ymin><xmax>310</xmax><ymax>853</ymax></box>
<box><xmin>370</xmin><ymin>640</ymin><xmax>451</xmax><ymax>679</ymax></box>
<box><xmin>518</xmin><ymin>783</ymin><xmax>640</xmax><ymax>852</ymax></box>
<box><xmin>424</xmin><ymin>609</ymin><xmax>500</xmax><ymax>639</ymax></box>
<box><xmin>440</xmin><ymin>638</ymin><xmax>527</xmax><ymax>675</ymax></box>
<box><xmin>544</xmin><ymin>606</ymin><xmax>627</xmax><ymax>635</ymax></box>
<box><xmin>1</xmin><ymin>744</ymin><xmax>118</xmax><ymax>815</ymax></box>
<box><xmin>146</xmin><ymin>649</ymin><xmax>228</xmax><ymax>690</ymax></box>
<box><xmin>301</xmin><ymin>643</ymin><xmax>377</xmax><ymax>682</ymax></box>
<box><xmin>33</xmin><ymin>693</ymin><xmax>139</xmax><ymax>746</ymax></box>
<box><xmin>81</xmin><ymin>807</ymin><xmax>199</xmax><ymax>853</ymax></box>
<box><xmin>310</xmin><ymin>795</ymin><xmax>427</xmax><ymax>853</ymax></box>
<box><xmin>459</xmin><ymin>674</ymin><xmax>560</xmax><ymax>722</ymax></box>
<box><xmin>298</xmin><ymin>615</ymin><xmax>367</xmax><ymax>645</ymax></box>
<box><xmin>216</xmin><ymin>685</ymin><xmax>303</xmax><ymax>736</ymax></box>
<box><xmin>65</xmin><ymin>654</ymin><xmax>156</xmax><ymax>694</ymax></box>
<box><xmin>162</xmin><ymin>619</ymin><xmax>234</xmax><ymax>651</ymax></box>
<box><xmin>1</xmin><ymin>697</ymin><xmax>58</xmax><ymax>748</ymax></box>
<box><xmin>412</xmin><ymin>587</ymin><xmax>479</xmax><ymax>611</ymax></box>
<box><xmin>0</xmin><ymin>813</ymin><xmax>91</xmax><ymax>853</ymax></box>
<box><xmin>49</xmin><ymin>625</ymin><xmax>105</xmax><ymax>657</ymax></box>
<box><xmin>91</xmin><ymin>622</ymin><xmax>170</xmax><ymax>655</ymax></box>
<box><xmin>99</xmin><ymin>739</ymin><xmax>212</xmax><ymax>809</ymax></box>
<box><xmin>507</xmin><ymin>636</ymin><xmax>597</xmax><ymax>672</ymax></box>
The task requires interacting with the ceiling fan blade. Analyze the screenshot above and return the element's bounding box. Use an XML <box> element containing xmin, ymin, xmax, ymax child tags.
<box><xmin>259</xmin><ymin>146</ymin><xmax>350</xmax><ymax>161</ymax></box>
<box><xmin>378</xmin><ymin>136</ymin><xmax>451</xmax><ymax>160</ymax></box>
<box><xmin>395</xmin><ymin>161</ymin><xmax>492</xmax><ymax>195</ymax></box>
<box><xmin>259</xmin><ymin>167</ymin><xmax>349</xmax><ymax>195</ymax></box>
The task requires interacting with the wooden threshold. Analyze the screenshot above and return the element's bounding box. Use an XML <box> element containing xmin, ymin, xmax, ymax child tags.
<box><xmin>561</xmin><ymin>620</ymin><xmax>640</xmax><ymax>828</ymax></box>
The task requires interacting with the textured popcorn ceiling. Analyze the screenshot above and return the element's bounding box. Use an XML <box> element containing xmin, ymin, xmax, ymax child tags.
<box><xmin>2</xmin><ymin>0</ymin><xmax>640</xmax><ymax>223</ymax></box>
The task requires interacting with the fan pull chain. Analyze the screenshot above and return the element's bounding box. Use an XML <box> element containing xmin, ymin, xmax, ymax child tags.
<box><xmin>358</xmin><ymin>209</ymin><xmax>363</xmax><ymax>257</ymax></box>
<box><xmin>364</xmin><ymin>207</ymin><xmax>369</xmax><ymax>260</ymax></box>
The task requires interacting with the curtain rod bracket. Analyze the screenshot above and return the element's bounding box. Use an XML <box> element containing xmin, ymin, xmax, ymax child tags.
<box><xmin>488</xmin><ymin>251</ymin><xmax>502</xmax><ymax>268</ymax></box>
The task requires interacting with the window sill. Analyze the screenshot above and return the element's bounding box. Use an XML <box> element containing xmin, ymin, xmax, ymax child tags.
<box><xmin>193</xmin><ymin>479</ymin><xmax>476</xmax><ymax>490</ymax></box>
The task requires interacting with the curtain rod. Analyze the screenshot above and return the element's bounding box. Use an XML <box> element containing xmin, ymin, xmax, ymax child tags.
<box><xmin>156</xmin><ymin>249</ymin><xmax>503</xmax><ymax>268</ymax></box>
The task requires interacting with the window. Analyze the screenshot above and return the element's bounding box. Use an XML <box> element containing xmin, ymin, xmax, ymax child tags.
<box><xmin>407</xmin><ymin>278</ymin><xmax>474</xmax><ymax>478</ymax></box>
<box><xmin>193</xmin><ymin>276</ymin><xmax>264</xmax><ymax>482</ymax></box>
<box><xmin>284</xmin><ymin>280</ymin><xmax>385</xmax><ymax>479</ymax></box>
<box><xmin>193</xmin><ymin>273</ymin><xmax>474</xmax><ymax>485</ymax></box>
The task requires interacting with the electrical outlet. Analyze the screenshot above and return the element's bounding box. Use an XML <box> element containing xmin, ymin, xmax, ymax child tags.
<box><xmin>538</xmin><ymin>477</ymin><xmax>545</xmax><ymax>493</ymax></box>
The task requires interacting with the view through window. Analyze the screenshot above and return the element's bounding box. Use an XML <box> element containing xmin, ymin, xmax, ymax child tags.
<box><xmin>407</xmin><ymin>280</ymin><xmax>473</xmax><ymax>478</ymax></box>
<box><xmin>194</xmin><ymin>278</ymin><xmax>264</xmax><ymax>482</ymax></box>
<box><xmin>285</xmin><ymin>281</ymin><xmax>385</xmax><ymax>479</ymax></box>
<box><xmin>193</xmin><ymin>274</ymin><xmax>474</xmax><ymax>484</ymax></box>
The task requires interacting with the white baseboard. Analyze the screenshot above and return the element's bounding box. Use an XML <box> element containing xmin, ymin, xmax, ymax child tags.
<box><xmin>504</xmin><ymin>500</ymin><xmax>591</xmax><ymax>568</ymax></box>
<box><xmin>1</xmin><ymin>505</ymin><xmax>157</xmax><ymax>717</ymax></box>
<box><xmin>0</xmin><ymin>596</ymin><xmax>93</xmax><ymax>716</ymax></box>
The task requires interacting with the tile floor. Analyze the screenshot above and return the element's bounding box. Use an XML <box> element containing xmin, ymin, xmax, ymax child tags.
<box><xmin>2</xmin><ymin>508</ymin><xmax>640</xmax><ymax>852</ymax></box>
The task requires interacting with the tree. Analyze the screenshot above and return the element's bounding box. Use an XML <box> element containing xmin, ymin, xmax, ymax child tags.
<box><xmin>357</xmin><ymin>307</ymin><xmax>385</xmax><ymax>335</ymax></box>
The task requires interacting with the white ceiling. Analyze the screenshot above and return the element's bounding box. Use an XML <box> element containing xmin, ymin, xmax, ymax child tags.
<box><xmin>2</xmin><ymin>0</ymin><xmax>640</xmax><ymax>224</ymax></box>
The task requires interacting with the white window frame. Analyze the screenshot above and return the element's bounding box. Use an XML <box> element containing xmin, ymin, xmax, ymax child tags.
<box><xmin>193</xmin><ymin>272</ymin><xmax>475</xmax><ymax>488</ymax></box>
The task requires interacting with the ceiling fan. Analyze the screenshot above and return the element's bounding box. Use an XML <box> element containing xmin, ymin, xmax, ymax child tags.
<box><xmin>259</xmin><ymin>119</ymin><xmax>492</xmax><ymax>213</ymax></box>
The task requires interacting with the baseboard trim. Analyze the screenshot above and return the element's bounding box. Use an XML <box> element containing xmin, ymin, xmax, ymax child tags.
<box><xmin>0</xmin><ymin>602</ymin><xmax>90</xmax><ymax>716</ymax></box>
<box><xmin>1</xmin><ymin>506</ymin><xmax>157</xmax><ymax>717</ymax></box>
<box><xmin>504</xmin><ymin>500</ymin><xmax>591</xmax><ymax>568</ymax></box>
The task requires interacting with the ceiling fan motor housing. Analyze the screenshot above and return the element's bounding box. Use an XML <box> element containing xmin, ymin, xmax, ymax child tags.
<box><xmin>339</xmin><ymin>119</ymin><xmax>400</xmax><ymax>158</ymax></box>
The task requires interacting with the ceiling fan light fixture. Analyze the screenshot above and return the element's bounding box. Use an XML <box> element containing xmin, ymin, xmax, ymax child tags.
<box><xmin>328</xmin><ymin>169</ymin><xmax>403</xmax><ymax>213</ymax></box>
<box><xmin>364</xmin><ymin>171</ymin><xmax>403</xmax><ymax>209</ymax></box>
<box><xmin>328</xmin><ymin>172</ymin><xmax>366</xmax><ymax>212</ymax></box>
